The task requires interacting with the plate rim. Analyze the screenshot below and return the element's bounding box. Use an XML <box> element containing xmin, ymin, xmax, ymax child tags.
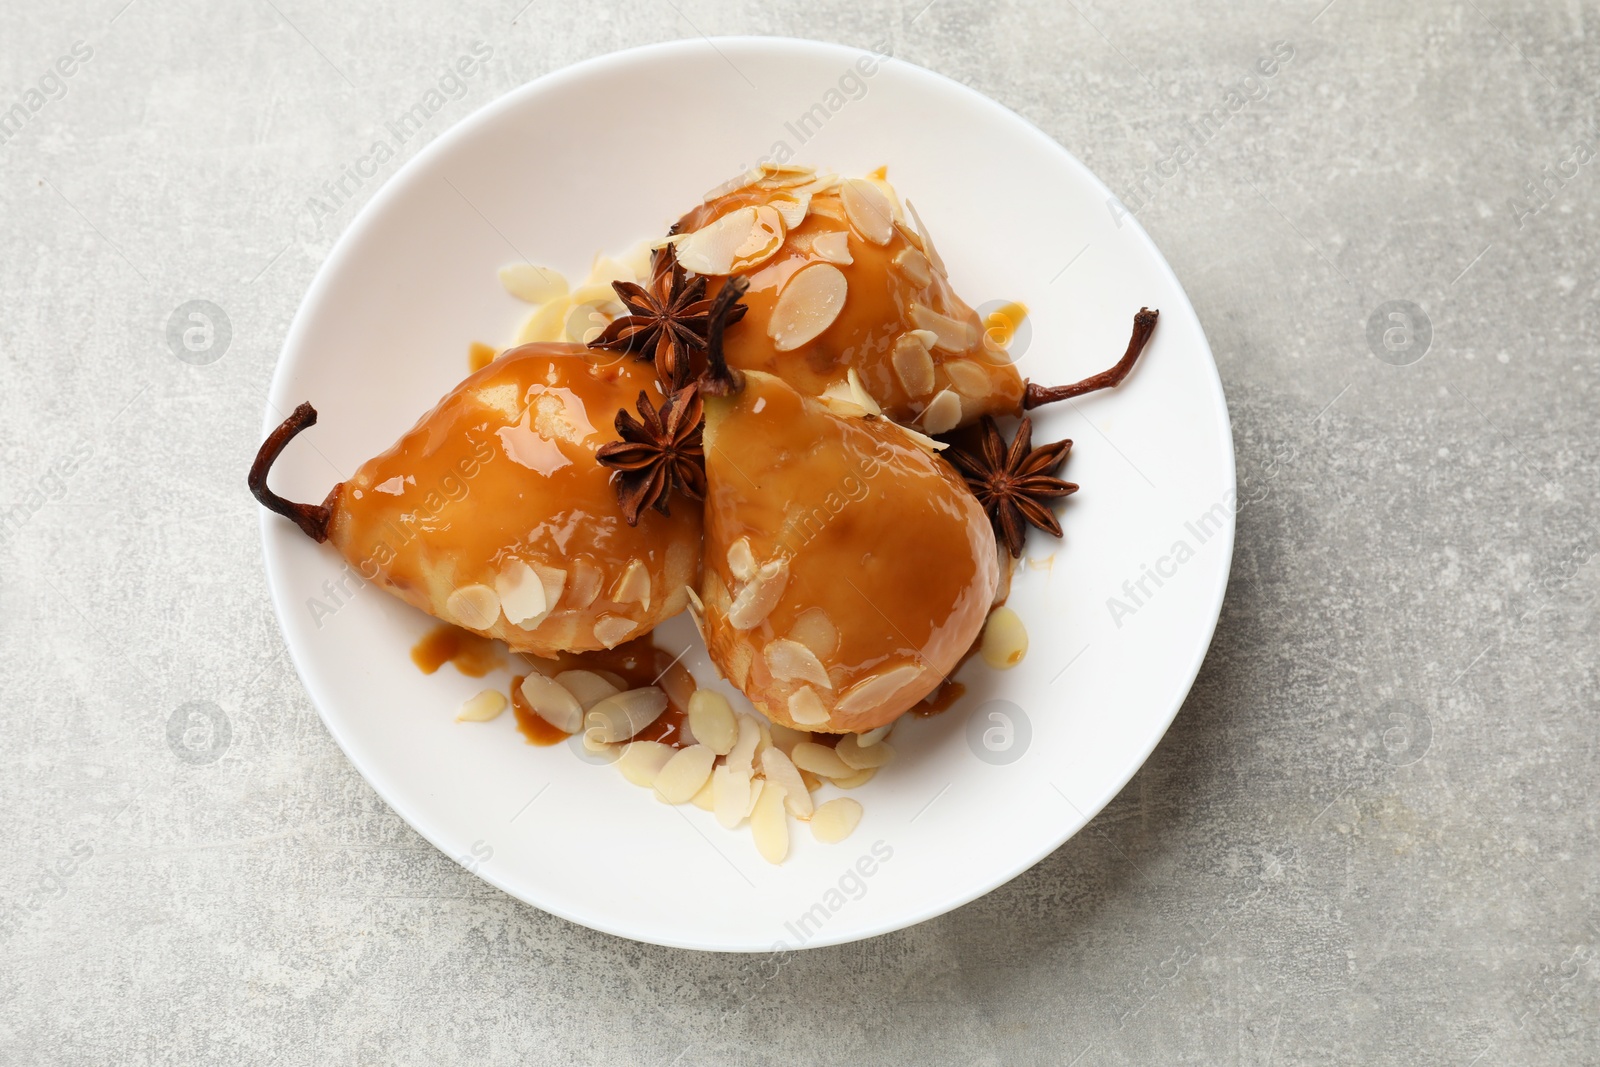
<box><xmin>260</xmin><ymin>34</ymin><xmax>1236</xmax><ymax>951</ymax></box>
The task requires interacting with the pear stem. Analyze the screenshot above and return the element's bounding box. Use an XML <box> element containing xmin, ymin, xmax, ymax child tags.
<box><xmin>699</xmin><ymin>275</ymin><xmax>750</xmax><ymax>397</ymax></box>
<box><xmin>1023</xmin><ymin>307</ymin><xmax>1159</xmax><ymax>410</ymax></box>
<box><xmin>248</xmin><ymin>402</ymin><xmax>333</xmax><ymax>543</ymax></box>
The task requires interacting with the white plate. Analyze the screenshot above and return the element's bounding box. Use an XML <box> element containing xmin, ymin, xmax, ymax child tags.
<box><xmin>260</xmin><ymin>37</ymin><xmax>1234</xmax><ymax>951</ymax></box>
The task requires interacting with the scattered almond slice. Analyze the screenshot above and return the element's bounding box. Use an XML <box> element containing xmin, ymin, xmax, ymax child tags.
<box><xmin>811</xmin><ymin>230</ymin><xmax>853</xmax><ymax>265</ymax></box>
<box><xmin>684</xmin><ymin>584</ymin><xmax>708</xmax><ymax>644</ymax></box>
<box><xmin>944</xmin><ymin>359</ymin><xmax>993</xmax><ymax>398</ymax></box>
<box><xmin>835</xmin><ymin>734</ymin><xmax>894</xmax><ymax>770</ymax></box>
<box><xmin>445</xmin><ymin>584</ymin><xmax>500</xmax><ymax>629</ymax></box>
<box><xmin>904</xmin><ymin>200</ymin><xmax>948</xmax><ymax>277</ymax></box>
<box><xmin>568</xmin><ymin>559</ymin><xmax>602</xmax><ymax>609</ymax></box>
<box><xmin>498</xmin><ymin>264</ymin><xmax>567</xmax><ymax>305</ymax></box>
<box><xmin>515</xmin><ymin>296</ymin><xmax>572</xmax><ymax>345</ymax></box>
<box><xmin>660</xmin><ymin>659</ymin><xmax>697</xmax><ymax>716</ymax></box>
<box><xmin>455</xmin><ymin>689</ymin><xmax>507</xmax><ymax>723</ymax></box>
<box><xmin>609</xmin><ymin>558</ymin><xmax>652</xmax><ymax>611</ymax></box>
<box><xmin>703</xmin><ymin>167</ymin><xmax>764</xmax><ymax>202</ymax></box>
<box><xmin>732</xmin><ymin>205</ymin><xmax>786</xmax><ymax>271</ymax></box>
<box><xmin>584</xmin><ymin>687</ymin><xmax>668</xmax><ymax>743</ymax></box>
<box><xmin>761</xmin><ymin>748</ymin><xmax>813</xmax><ymax>819</ymax></box>
<box><xmin>840</xmin><ymin>178</ymin><xmax>894</xmax><ymax>244</ymax></box>
<box><xmin>494</xmin><ymin>562</ymin><xmax>548</xmax><ymax>626</ymax></box>
<box><xmin>921</xmin><ymin>388</ymin><xmax>963</xmax><ymax>434</ymax></box>
<box><xmin>769</xmin><ymin>193</ymin><xmax>810</xmax><ymax>230</ymax></box>
<box><xmin>891</xmin><ymin>422</ymin><xmax>949</xmax><ymax>453</ymax></box>
<box><xmin>856</xmin><ymin>724</ymin><xmax>892</xmax><ymax>748</ymax></box>
<box><xmin>713</xmin><ymin>764</ymin><xmax>755</xmax><ymax>828</ymax></box>
<box><xmin>676</xmin><ymin>206</ymin><xmax>763</xmax><ymax>275</ymax></box>
<box><xmin>519</xmin><ymin>673</ymin><xmax>582</xmax><ymax>733</ymax></box>
<box><xmin>810</xmin><ymin>798</ymin><xmax>863</xmax><ymax>843</ymax></box>
<box><xmin>910</xmin><ymin>303</ymin><xmax>979</xmax><ymax>352</ymax></box>
<box><xmin>728</xmin><ymin>558</ymin><xmax>789</xmax><ymax>629</ymax></box>
<box><xmin>616</xmin><ymin>741</ymin><xmax>674</xmax><ymax>788</ymax></box>
<box><xmin>555</xmin><ymin>669</ymin><xmax>620</xmax><ymax>710</ymax></box>
<box><xmin>891</xmin><ymin>332</ymin><xmax>937</xmax><ymax>397</ymax></box>
<box><xmin>725</xmin><ymin>715</ymin><xmax>761</xmax><ymax>774</ymax></box>
<box><xmin>893</xmin><ymin>246</ymin><xmax>933</xmax><ymax>288</ymax></box>
<box><xmin>654</xmin><ymin>745</ymin><xmax>716</xmax><ymax>804</ymax></box>
<box><xmin>764</xmin><ymin>638</ymin><xmax>834</xmax><ymax>689</ymax></box>
<box><xmin>787</xmin><ymin>686</ymin><xmax>830</xmax><ymax>727</ymax></box>
<box><xmin>981</xmin><ymin>606</ymin><xmax>1028</xmax><ymax>669</ymax></box>
<box><xmin>755</xmin><ymin>163</ymin><xmax>818</xmax><ymax>188</ymax></box>
<box><xmin>790</xmin><ymin>741</ymin><xmax>854</xmax><ymax>779</ymax></box>
<box><xmin>787</xmin><ymin>607</ymin><xmax>839</xmax><ymax>659</ymax></box>
<box><xmin>750</xmin><ymin>781</ymin><xmax>790</xmax><ymax>864</ymax></box>
<box><xmin>690</xmin><ymin>774</ymin><xmax>716</xmax><ymax>811</ymax></box>
<box><xmin>592</xmin><ymin>615</ymin><xmax>637</xmax><ymax>649</ymax></box>
<box><xmin>727</xmin><ymin>538</ymin><xmax>756</xmax><ymax>582</ymax></box>
<box><xmin>835</xmin><ymin>664</ymin><xmax>923</xmax><ymax>716</ymax></box>
<box><xmin>767</xmin><ymin>722</ymin><xmax>811</xmax><ymax>755</ymax></box>
<box><xmin>687</xmin><ymin>689</ymin><xmax>737</xmax><ymax>755</ymax></box>
<box><xmin>846</xmin><ymin>368</ymin><xmax>883</xmax><ymax>417</ymax></box>
<box><xmin>818</xmin><ymin>379</ymin><xmax>869</xmax><ymax>418</ymax></box>
<box><xmin>768</xmin><ymin>263</ymin><xmax>848</xmax><ymax>352</ymax></box>
<box><xmin>831</xmin><ymin>766</ymin><xmax>877</xmax><ymax>789</ymax></box>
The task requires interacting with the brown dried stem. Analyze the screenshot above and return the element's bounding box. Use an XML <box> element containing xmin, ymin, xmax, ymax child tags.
<box><xmin>1023</xmin><ymin>307</ymin><xmax>1159</xmax><ymax>410</ymax></box>
<box><xmin>248</xmin><ymin>402</ymin><xmax>333</xmax><ymax>543</ymax></box>
<box><xmin>698</xmin><ymin>275</ymin><xmax>751</xmax><ymax>397</ymax></box>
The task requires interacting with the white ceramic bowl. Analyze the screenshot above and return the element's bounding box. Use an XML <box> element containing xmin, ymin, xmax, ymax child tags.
<box><xmin>260</xmin><ymin>36</ymin><xmax>1234</xmax><ymax>951</ymax></box>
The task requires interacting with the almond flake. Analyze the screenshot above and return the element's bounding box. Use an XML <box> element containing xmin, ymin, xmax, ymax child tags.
<box><xmin>690</xmin><ymin>775</ymin><xmax>716</xmax><ymax>811</ymax></box>
<box><xmin>592</xmin><ymin>615</ymin><xmax>636</xmax><ymax>649</ymax></box>
<box><xmin>835</xmin><ymin>663</ymin><xmax>924</xmax><ymax>716</ymax></box>
<box><xmin>653</xmin><ymin>744</ymin><xmax>716</xmax><ymax>804</ymax></box>
<box><xmin>755</xmin><ymin>163</ymin><xmax>818</xmax><ymax>187</ymax></box>
<box><xmin>910</xmin><ymin>303</ymin><xmax>979</xmax><ymax>352</ymax></box>
<box><xmin>761</xmin><ymin>748</ymin><xmax>813</xmax><ymax>819</ymax></box>
<box><xmin>609</xmin><ymin>558</ymin><xmax>652</xmax><ymax>611</ymax></box>
<box><xmin>585</xmin><ymin>687</ymin><xmax>668</xmax><ymax>743</ymax></box>
<box><xmin>809</xmin><ymin>798</ymin><xmax>863</xmax><ymax>843</ymax></box>
<box><xmin>725</xmin><ymin>714</ymin><xmax>761</xmax><ymax>774</ymax></box>
<box><xmin>498</xmin><ymin>263</ymin><xmax>567</xmax><ymax>305</ymax></box>
<box><xmin>732</xmin><ymin>205</ymin><xmax>786</xmax><ymax>271</ymax></box>
<box><xmin>519</xmin><ymin>673</ymin><xmax>582</xmax><ymax>733</ymax></box>
<box><xmin>554</xmin><ymin>669</ymin><xmax>621</xmax><ymax>710</ymax></box>
<box><xmin>921</xmin><ymin>388</ymin><xmax>963</xmax><ymax>434</ymax></box>
<box><xmin>790</xmin><ymin>741</ymin><xmax>854</xmax><ymax>779</ymax></box>
<box><xmin>568</xmin><ymin>558</ymin><xmax>602</xmax><ymax>609</ymax></box>
<box><xmin>494</xmin><ymin>562</ymin><xmax>547</xmax><ymax>627</ymax></box>
<box><xmin>685</xmin><ymin>584</ymin><xmax>708</xmax><ymax>644</ymax></box>
<box><xmin>764</xmin><ymin>638</ymin><xmax>833</xmax><ymax>689</ymax></box>
<box><xmin>687</xmin><ymin>689</ymin><xmax>737</xmax><ymax>755</ymax></box>
<box><xmin>981</xmin><ymin>606</ymin><xmax>1028</xmax><ymax>669</ymax></box>
<box><xmin>811</xmin><ymin>230</ymin><xmax>853</xmax><ymax>265</ymax></box>
<box><xmin>787</xmin><ymin>686</ymin><xmax>830</xmax><ymax>727</ymax></box>
<box><xmin>728</xmin><ymin>557</ymin><xmax>789</xmax><ymax>630</ymax></box>
<box><xmin>676</xmin><ymin>206</ymin><xmax>761</xmax><ymax>276</ymax></box>
<box><xmin>727</xmin><ymin>538</ymin><xmax>756</xmax><ymax>582</ymax></box>
<box><xmin>831</xmin><ymin>766</ymin><xmax>877</xmax><ymax>789</ymax></box>
<box><xmin>846</xmin><ymin>367</ymin><xmax>883</xmax><ymax>417</ymax></box>
<box><xmin>616</xmin><ymin>740</ymin><xmax>674</xmax><ymax>788</ymax></box>
<box><xmin>767</xmin><ymin>263</ymin><xmax>847</xmax><ymax>352</ymax></box>
<box><xmin>749</xmin><ymin>781</ymin><xmax>790</xmax><ymax>864</ymax></box>
<box><xmin>891</xmin><ymin>333</ymin><xmax>937</xmax><ymax>397</ymax></box>
<box><xmin>514</xmin><ymin>296</ymin><xmax>571</xmax><ymax>345</ymax></box>
<box><xmin>835</xmin><ymin>734</ymin><xmax>894</xmax><ymax>770</ymax></box>
<box><xmin>944</xmin><ymin>360</ymin><xmax>993</xmax><ymax>398</ymax></box>
<box><xmin>904</xmin><ymin>200</ymin><xmax>948</xmax><ymax>277</ymax></box>
<box><xmin>769</xmin><ymin>193</ymin><xmax>810</xmax><ymax>230</ymax></box>
<box><xmin>703</xmin><ymin>167</ymin><xmax>764</xmax><ymax>202</ymax></box>
<box><xmin>891</xmin><ymin>422</ymin><xmax>949</xmax><ymax>453</ymax></box>
<box><xmin>455</xmin><ymin>688</ymin><xmax>507</xmax><ymax>722</ymax></box>
<box><xmin>840</xmin><ymin>178</ymin><xmax>894</xmax><ymax>244</ymax></box>
<box><xmin>712</xmin><ymin>764</ymin><xmax>755</xmax><ymax>828</ymax></box>
<box><xmin>767</xmin><ymin>722</ymin><xmax>811</xmax><ymax>754</ymax></box>
<box><xmin>856</xmin><ymin>724</ymin><xmax>892</xmax><ymax>748</ymax></box>
<box><xmin>787</xmin><ymin>608</ymin><xmax>839</xmax><ymax>658</ymax></box>
<box><xmin>818</xmin><ymin>379</ymin><xmax>868</xmax><ymax>418</ymax></box>
<box><xmin>892</xmin><ymin>246</ymin><xmax>933</xmax><ymax>288</ymax></box>
<box><xmin>445</xmin><ymin>584</ymin><xmax>500</xmax><ymax>630</ymax></box>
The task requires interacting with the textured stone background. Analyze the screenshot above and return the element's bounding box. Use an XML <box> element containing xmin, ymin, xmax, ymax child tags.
<box><xmin>2</xmin><ymin>1</ymin><xmax>1596</xmax><ymax>1063</ymax></box>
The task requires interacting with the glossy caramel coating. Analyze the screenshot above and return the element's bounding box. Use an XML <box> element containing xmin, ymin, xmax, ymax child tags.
<box><xmin>676</xmin><ymin>172</ymin><xmax>1025</xmax><ymax>427</ymax></box>
<box><xmin>326</xmin><ymin>344</ymin><xmax>698</xmax><ymax>656</ymax></box>
<box><xmin>698</xmin><ymin>371</ymin><xmax>998</xmax><ymax>733</ymax></box>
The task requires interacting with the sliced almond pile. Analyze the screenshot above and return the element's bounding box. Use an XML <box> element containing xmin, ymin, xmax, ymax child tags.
<box><xmin>980</xmin><ymin>606</ymin><xmax>1028</xmax><ymax>669</ymax></box>
<box><xmin>455</xmin><ymin>689</ymin><xmax>507</xmax><ymax>723</ymax></box>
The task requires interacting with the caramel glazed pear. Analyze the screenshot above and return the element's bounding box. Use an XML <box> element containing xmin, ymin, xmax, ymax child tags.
<box><xmin>250</xmin><ymin>162</ymin><xmax>1158</xmax><ymax>737</ymax></box>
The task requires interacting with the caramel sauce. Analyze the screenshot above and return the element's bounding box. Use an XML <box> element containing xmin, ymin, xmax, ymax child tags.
<box><xmin>326</xmin><ymin>344</ymin><xmax>701</xmax><ymax>657</ymax></box>
<box><xmin>677</xmin><ymin>185</ymin><xmax>1026</xmax><ymax>425</ymax></box>
<box><xmin>468</xmin><ymin>341</ymin><xmax>497</xmax><ymax>371</ymax></box>
<box><xmin>411</xmin><ymin>624</ymin><xmax>503</xmax><ymax>677</ymax></box>
<box><xmin>510</xmin><ymin>674</ymin><xmax>569</xmax><ymax>745</ymax></box>
<box><xmin>917</xmin><ymin>679</ymin><xmax>967</xmax><ymax>716</ymax></box>
<box><xmin>701</xmin><ymin>372</ymin><xmax>997</xmax><ymax>733</ymax></box>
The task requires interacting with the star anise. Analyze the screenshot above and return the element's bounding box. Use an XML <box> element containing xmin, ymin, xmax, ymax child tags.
<box><xmin>595</xmin><ymin>386</ymin><xmax>707</xmax><ymax>526</ymax></box>
<box><xmin>588</xmin><ymin>245</ymin><xmax>749</xmax><ymax>392</ymax></box>
<box><xmin>945</xmin><ymin>415</ymin><xmax>1078</xmax><ymax>558</ymax></box>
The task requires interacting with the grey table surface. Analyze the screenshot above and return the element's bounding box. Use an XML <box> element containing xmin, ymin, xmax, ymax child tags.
<box><xmin>2</xmin><ymin>1</ymin><xmax>1596</xmax><ymax>1064</ymax></box>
